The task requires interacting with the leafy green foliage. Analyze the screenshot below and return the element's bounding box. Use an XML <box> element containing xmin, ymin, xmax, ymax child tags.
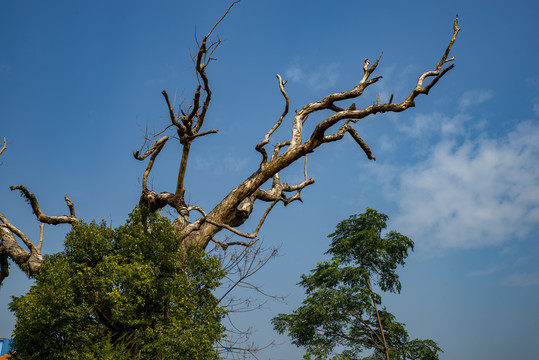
<box><xmin>272</xmin><ymin>208</ymin><xmax>441</xmax><ymax>360</ymax></box>
<box><xmin>9</xmin><ymin>206</ymin><xmax>226</xmax><ymax>360</ymax></box>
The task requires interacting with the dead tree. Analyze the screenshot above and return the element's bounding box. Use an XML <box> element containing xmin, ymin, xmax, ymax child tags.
<box><xmin>0</xmin><ymin>1</ymin><xmax>460</xmax><ymax>285</ymax></box>
<box><xmin>135</xmin><ymin>4</ymin><xmax>460</xmax><ymax>250</ymax></box>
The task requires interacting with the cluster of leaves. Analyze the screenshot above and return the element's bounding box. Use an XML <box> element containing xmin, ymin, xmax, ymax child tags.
<box><xmin>272</xmin><ymin>208</ymin><xmax>441</xmax><ymax>360</ymax></box>
<box><xmin>9</xmin><ymin>206</ymin><xmax>226</xmax><ymax>360</ymax></box>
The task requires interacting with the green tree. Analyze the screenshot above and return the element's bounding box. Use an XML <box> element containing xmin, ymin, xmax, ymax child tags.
<box><xmin>9</xmin><ymin>206</ymin><xmax>226</xmax><ymax>360</ymax></box>
<box><xmin>272</xmin><ymin>208</ymin><xmax>441</xmax><ymax>360</ymax></box>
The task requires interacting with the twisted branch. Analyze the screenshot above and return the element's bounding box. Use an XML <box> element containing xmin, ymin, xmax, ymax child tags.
<box><xmin>10</xmin><ymin>185</ymin><xmax>77</xmax><ymax>224</ymax></box>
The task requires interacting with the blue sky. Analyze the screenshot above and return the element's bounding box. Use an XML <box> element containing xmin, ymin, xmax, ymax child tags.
<box><xmin>1</xmin><ymin>0</ymin><xmax>538</xmax><ymax>359</ymax></box>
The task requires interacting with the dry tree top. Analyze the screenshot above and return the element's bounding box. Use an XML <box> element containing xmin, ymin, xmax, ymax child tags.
<box><xmin>0</xmin><ymin>0</ymin><xmax>460</xmax><ymax>285</ymax></box>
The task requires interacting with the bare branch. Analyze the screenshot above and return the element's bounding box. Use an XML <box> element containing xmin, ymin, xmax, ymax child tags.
<box><xmin>205</xmin><ymin>219</ymin><xmax>257</xmax><ymax>240</ymax></box>
<box><xmin>0</xmin><ymin>138</ymin><xmax>6</xmax><ymax>157</ymax></box>
<box><xmin>0</xmin><ymin>185</ymin><xmax>79</xmax><ymax>282</ymax></box>
<box><xmin>64</xmin><ymin>194</ymin><xmax>77</xmax><ymax>218</ymax></box>
<box><xmin>37</xmin><ymin>223</ymin><xmax>45</xmax><ymax>253</ymax></box>
<box><xmin>174</xmin><ymin>143</ymin><xmax>191</xmax><ymax>205</ymax></box>
<box><xmin>438</xmin><ymin>15</ymin><xmax>460</xmax><ymax>69</ymax></box>
<box><xmin>161</xmin><ymin>91</ymin><xmax>184</xmax><ymax>130</ymax></box>
<box><xmin>187</xmin><ymin>205</ymin><xmax>207</xmax><ymax>217</ymax></box>
<box><xmin>0</xmin><ymin>213</ymin><xmax>44</xmax><ymax>279</ymax></box>
<box><xmin>214</xmin><ymin>245</ymin><xmax>281</xmax><ymax>358</ymax></box>
<box><xmin>255</xmin><ymin>74</ymin><xmax>289</xmax><ymax>163</ymax></box>
<box><xmin>191</xmin><ymin>129</ymin><xmax>219</xmax><ymax>139</ymax></box>
<box><xmin>406</xmin><ymin>15</ymin><xmax>460</xmax><ymax>101</ymax></box>
<box><xmin>206</xmin><ymin>0</ymin><xmax>241</xmax><ymax>39</ymax></box>
<box><xmin>9</xmin><ymin>185</ymin><xmax>78</xmax><ymax>225</ymax></box>
<box><xmin>135</xmin><ymin>4</ymin><xmax>242</xmax><ymax>218</ymax></box>
<box><xmin>299</xmin><ymin>17</ymin><xmax>460</xmax><ymax>149</ymax></box>
<box><xmin>271</xmin><ymin>141</ymin><xmax>291</xmax><ymax>161</ymax></box>
<box><xmin>283</xmin><ymin>181</ymin><xmax>315</xmax><ymax>202</ymax></box>
<box><xmin>183</xmin><ymin>86</ymin><xmax>200</xmax><ymax>137</ymax></box>
<box><xmin>203</xmin><ymin>197</ymin><xmax>279</xmax><ymax>250</ymax></box>
<box><xmin>249</xmin><ymin>199</ymin><xmax>279</xmax><ymax>236</ymax></box>
<box><xmin>210</xmin><ymin>236</ymin><xmax>259</xmax><ymax>251</ymax></box>
<box><xmin>137</xmin><ymin>139</ymin><xmax>167</xmax><ymax>190</ymax></box>
<box><xmin>347</xmin><ymin>126</ymin><xmax>376</xmax><ymax>161</ymax></box>
<box><xmin>133</xmin><ymin>135</ymin><xmax>169</xmax><ymax>160</ymax></box>
<box><xmin>0</xmin><ymin>212</ymin><xmax>34</xmax><ymax>251</ymax></box>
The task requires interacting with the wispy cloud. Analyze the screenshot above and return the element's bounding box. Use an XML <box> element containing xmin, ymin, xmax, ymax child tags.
<box><xmin>397</xmin><ymin>112</ymin><xmax>472</xmax><ymax>138</ymax></box>
<box><xmin>285</xmin><ymin>60</ymin><xmax>339</xmax><ymax>90</ymax></box>
<box><xmin>468</xmin><ymin>265</ymin><xmax>503</xmax><ymax>277</ymax></box>
<box><xmin>533</xmin><ymin>99</ymin><xmax>539</xmax><ymax>117</ymax></box>
<box><xmin>285</xmin><ymin>66</ymin><xmax>303</xmax><ymax>83</ymax></box>
<box><xmin>378</xmin><ymin>134</ymin><xmax>396</xmax><ymax>152</ymax></box>
<box><xmin>223</xmin><ymin>154</ymin><xmax>248</xmax><ymax>174</ymax></box>
<box><xmin>383</xmin><ymin>119</ymin><xmax>539</xmax><ymax>250</ymax></box>
<box><xmin>458</xmin><ymin>90</ymin><xmax>494</xmax><ymax>110</ymax></box>
<box><xmin>501</xmin><ymin>270</ymin><xmax>539</xmax><ymax>287</ymax></box>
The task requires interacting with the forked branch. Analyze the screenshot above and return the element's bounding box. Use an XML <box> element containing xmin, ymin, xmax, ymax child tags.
<box><xmin>0</xmin><ymin>186</ymin><xmax>79</xmax><ymax>283</ymax></box>
<box><xmin>256</xmin><ymin>74</ymin><xmax>290</xmax><ymax>164</ymax></box>
<box><xmin>10</xmin><ymin>185</ymin><xmax>77</xmax><ymax>224</ymax></box>
<box><xmin>135</xmin><ymin>4</ymin><xmax>238</xmax><ymax>217</ymax></box>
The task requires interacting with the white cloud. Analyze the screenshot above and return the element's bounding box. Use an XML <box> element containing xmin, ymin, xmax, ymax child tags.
<box><xmin>468</xmin><ymin>265</ymin><xmax>504</xmax><ymax>277</ymax></box>
<box><xmin>395</xmin><ymin>90</ymin><xmax>492</xmax><ymax>141</ymax></box>
<box><xmin>385</xmin><ymin>120</ymin><xmax>539</xmax><ymax>250</ymax></box>
<box><xmin>501</xmin><ymin>270</ymin><xmax>539</xmax><ymax>287</ymax></box>
<box><xmin>459</xmin><ymin>90</ymin><xmax>494</xmax><ymax>110</ymax></box>
<box><xmin>397</xmin><ymin>112</ymin><xmax>440</xmax><ymax>138</ymax></box>
<box><xmin>533</xmin><ymin>99</ymin><xmax>539</xmax><ymax>117</ymax></box>
<box><xmin>285</xmin><ymin>60</ymin><xmax>339</xmax><ymax>90</ymax></box>
<box><xmin>223</xmin><ymin>154</ymin><xmax>248</xmax><ymax>173</ymax></box>
<box><xmin>397</xmin><ymin>112</ymin><xmax>472</xmax><ymax>139</ymax></box>
<box><xmin>378</xmin><ymin>133</ymin><xmax>396</xmax><ymax>152</ymax></box>
<box><xmin>285</xmin><ymin>65</ymin><xmax>304</xmax><ymax>83</ymax></box>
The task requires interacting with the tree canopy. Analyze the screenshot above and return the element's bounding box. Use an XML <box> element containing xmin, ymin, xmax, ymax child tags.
<box><xmin>9</xmin><ymin>207</ymin><xmax>226</xmax><ymax>360</ymax></box>
<box><xmin>272</xmin><ymin>208</ymin><xmax>441</xmax><ymax>360</ymax></box>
